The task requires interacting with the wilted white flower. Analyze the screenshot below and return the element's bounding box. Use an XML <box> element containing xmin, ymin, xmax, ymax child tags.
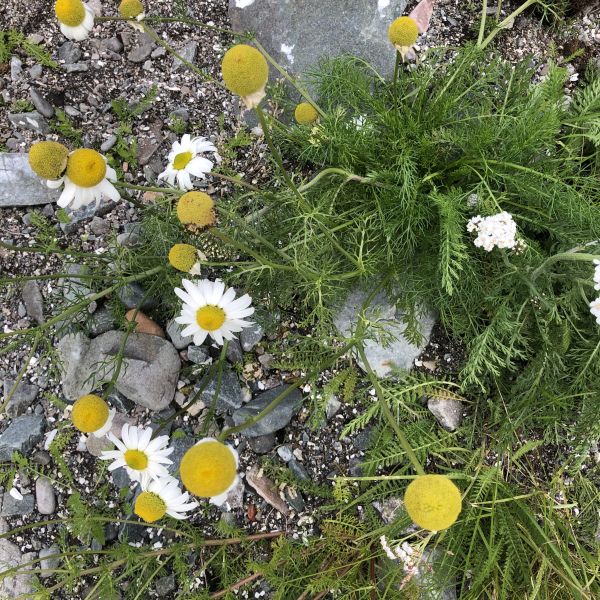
<box><xmin>467</xmin><ymin>211</ymin><xmax>517</xmax><ymax>252</ymax></box>
<box><xmin>134</xmin><ymin>477</ymin><xmax>198</xmax><ymax>522</ymax></box>
<box><xmin>589</xmin><ymin>297</ymin><xmax>600</xmax><ymax>324</ymax></box>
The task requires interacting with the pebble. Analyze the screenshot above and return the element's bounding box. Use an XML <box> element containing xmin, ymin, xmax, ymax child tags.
<box><xmin>8</xmin><ymin>112</ymin><xmax>49</xmax><ymax>133</ymax></box>
<box><xmin>276</xmin><ymin>445</ymin><xmax>293</xmax><ymax>462</ymax></box>
<box><xmin>172</xmin><ymin>41</ymin><xmax>198</xmax><ymax>70</ymax></box>
<box><xmin>248</xmin><ymin>433</ymin><xmax>276</xmax><ymax>454</ymax></box>
<box><xmin>246</xmin><ymin>466</ymin><xmax>289</xmax><ymax>516</ymax></box>
<box><xmin>21</xmin><ymin>280</ymin><xmax>44</xmax><ymax>324</ymax></box>
<box><xmin>288</xmin><ymin>458</ymin><xmax>310</xmax><ymax>481</ymax></box>
<box><xmin>0</xmin><ymin>414</ymin><xmax>45</xmax><ymax>461</ymax></box>
<box><xmin>240</xmin><ymin>322</ymin><xmax>264</xmax><ymax>351</ymax></box>
<box><xmin>0</xmin><ymin>492</ymin><xmax>34</xmax><ymax>516</ymax></box>
<box><xmin>100</xmin><ymin>134</ymin><xmax>118</xmax><ymax>152</ymax></box>
<box><xmin>0</xmin><ymin>537</ymin><xmax>35</xmax><ymax>597</ymax></box>
<box><xmin>35</xmin><ymin>477</ymin><xmax>56</xmax><ymax>515</ymax></box>
<box><xmin>116</xmin><ymin>282</ymin><xmax>157</xmax><ymax>310</ymax></box>
<box><xmin>125</xmin><ymin>309</ymin><xmax>166</xmax><ymax>338</ymax></box>
<box><xmin>3</xmin><ymin>379</ymin><xmax>39</xmax><ymax>418</ymax></box>
<box><xmin>325</xmin><ymin>396</ymin><xmax>342</xmax><ymax>420</ymax></box>
<box><xmin>29</xmin><ymin>88</ymin><xmax>54</xmax><ymax>118</ymax></box>
<box><xmin>28</xmin><ymin>64</ymin><xmax>43</xmax><ymax>79</ymax></box>
<box><xmin>187</xmin><ymin>345</ymin><xmax>211</xmax><ymax>365</ymax></box>
<box><xmin>10</xmin><ymin>56</ymin><xmax>22</xmax><ymax>81</ymax></box>
<box><xmin>226</xmin><ymin>338</ymin><xmax>244</xmax><ymax>363</ymax></box>
<box><xmin>427</xmin><ymin>397</ymin><xmax>464</xmax><ymax>431</ymax></box>
<box><xmin>90</xmin><ymin>216</ymin><xmax>109</xmax><ymax>235</ymax></box>
<box><xmin>39</xmin><ymin>544</ymin><xmax>60</xmax><ymax>578</ymax></box>
<box><xmin>166</xmin><ymin>318</ymin><xmax>193</xmax><ymax>350</ymax></box>
<box><xmin>64</xmin><ymin>62</ymin><xmax>89</xmax><ymax>73</ymax></box>
<box><xmin>58</xmin><ymin>41</ymin><xmax>82</xmax><ymax>64</ymax></box>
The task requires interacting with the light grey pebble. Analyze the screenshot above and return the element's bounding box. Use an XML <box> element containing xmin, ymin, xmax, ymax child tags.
<box><xmin>58</xmin><ymin>41</ymin><xmax>82</xmax><ymax>64</ymax></box>
<box><xmin>276</xmin><ymin>445</ymin><xmax>293</xmax><ymax>462</ymax></box>
<box><xmin>240</xmin><ymin>322</ymin><xmax>264</xmax><ymax>351</ymax></box>
<box><xmin>100</xmin><ymin>134</ymin><xmax>117</xmax><ymax>152</ymax></box>
<box><xmin>187</xmin><ymin>345</ymin><xmax>211</xmax><ymax>365</ymax></box>
<box><xmin>3</xmin><ymin>379</ymin><xmax>39</xmax><ymax>418</ymax></box>
<box><xmin>325</xmin><ymin>396</ymin><xmax>342</xmax><ymax>420</ymax></box>
<box><xmin>64</xmin><ymin>62</ymin><xmax>89</xmax><ymax>73</ymax></box>
<box><xmin>166</xmin><ymin>318</ymin><xmax>193</xmax><ymax>350</ymax></box>
<box><xmin>8</xmin><ymin>112</ymin><xmax>49</xmax><ymax>134</ymax></box>
<box><xmin>22</xmin><ymin>280</ymin><xmax>44</xmax><ymax>324</ymax></box>
<box><xmin>39</xmin><ymin>544</ymin><xmax>60</xmax><ymax>578</ymax></box>
<box><xmin>90</xmin><ymin>216</ymin><xmax>109</xmax><ymax>235</ymax></box>
<box><xmin>427</xmin><ymin>397</ymin><xmax>464</xmax><ymax>432</ymax></box>
<box><xmin>29</xmin><ymin>88</ymin><xmax>54</xmax><ymax>118</ymax></box>
<box><xmin>35</xmin><ymin>477</ymin><xmax>56</xmax><ymax>515</ymax></box>
<box><xmin>10</xmin><ymin>56</ymin><xmax>22</xmax><ymax>81</ymax></box>
<box><xmin>28</xmin><ymin>64</ymin><xmax>43</xmax><ymax>79</ymax></box>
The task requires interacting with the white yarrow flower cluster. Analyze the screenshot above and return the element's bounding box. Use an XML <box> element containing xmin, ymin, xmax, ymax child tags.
<box><xmin>588</xmin><ymin>261</ymin><xmax>600</xmax><ymax>324</ymax></box>
<box><xmin>380</xmin><ymin>536</ymin><xmax>419</xmax><ymax>578</ymax></box>
<box><xmin>467</xmin><ymin>211</ymin><xmax>517</xmax><ymax>252</ymax></box>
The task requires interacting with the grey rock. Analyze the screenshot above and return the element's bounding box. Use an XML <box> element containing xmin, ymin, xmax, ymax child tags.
<box><xmin>90</xmin><ymin>216</ymin><xmax>109</xmax><ymax>235</ymax></box>
<box><xmin>276</xmin><ymin>445</ymin><xmax>293</xmax><ymax>462</ymax></box>
<box><xmin>137</xmin><ymin>138</ymin><xmax>160</xmax><ymax>166</ymax></box>
<box><xmin>0</xmin><ymin>538</ymin><xmax>35</xmax><ymax>598</ymax></box>
<box><xmin>0</xmin><ymin>492</ymin><xmax>34</xmax><ymax>516</ymax></box>
<box><xmin>85</xmin><ymin>434</ymin><xmax>112</xmax><ymax>457</ymax></box>
<box><xmin>240</xmin><ymin>322</ymin><xmax>264</xmax><ymax>351</ymax></box>
<box><xmin>29</xmin><ymin>64</ymin><xmax>43</xmax><ymax>79</ymax></box>
<box><xmin>88</xmin><ymin>306</ymin><xmax>116</xmax><ymax>337</ymax></box>
<box><xmin>100</xmin><ymin>134</ymin><xmax>118</xmax><ymax>152</ymax></box>
<box><xmin>39</xmin><ymin>544</ymin><xmax>60</xmax><ymax>578</ymax></box>
<box><xmin>187</xmin><ymin>345</ymin><xmax>211</xmax><ymax>365</ymax></box>
<box><xmin>35</xmin><ymin>477</ymin><xmax>56</xmax><ymax>515</ymax></box>
<box><xmin>3</xmin><ymin>379</ymin><xmax>39</xmax><ymax>418</ymax></box>
<box><xmin>58</xmin><ymin>41</ymin><xmax>82</xmax><ymax>64</ymax></box>
<box><xmin>116</xmin><ymin>231</ymin><xmax>140</xmax><ymax>247</ymax></box>
<box><xmin>29</xmin><ymin>88</ymin><xmax>54</xmax><ymax>118</ymax></box>
<box><xmin>64</xmin><ymin>62</ymin><xmax>89</xmax><ymax>73</ymax></box>
<box><xmin>333</xmin><ymin>285</ymin><xmax>435</xmax><ymax>378</ymax></box>
<box><xmin>325</xmin><ymin>396</ymin><xmax>342</xmax><ymax>420</ymax></box>
<box><xmin>284</xmin><ymin>486</ymin><xmax>305</xmax><ymax>513</ymax></box>
<box><xmin>32</xmin><ymin>450</ymin><xmax>51</xmax><ymax>466</ymax></box>
<box><xmin>155</xmin><ymin>574</ymin><xmax>176</xmax><ymax>595</ymax></box>
<box><xmin>167</xmin><ymin>435</ymin><xmax>196</xmax><ymax>476</ymax></box>
<box><xmin>151</xmin><ymin>47</ymin><xmax>166</xmax><ymax>58</ymax></box>
<box><xmin>172</xmin><ymin>41</ymin><xmax>198</xmax><ymax>70</ymax></box>
<box><xmin>248</xmin><ymin>433</ymin><xmax>276</xmax><ymax>454</ymax></box>
<box><xmin>22</xmin><ymin>280</ymin><xmax>44</xmax><ymax>324</ymax></box>
<box><xmin>226</xmin><ymin>338</ymin><xmax>244</xmax><ymax>363</ymax></box>
<box><xmin>246</xmin><ymin>465</ymin><xmax>289</xmax><ymax>515</ymax></box>
<box><xmin>166</xmin><ymin>318</ymin><xmax>193</xmax><ymax>350</ymax></box>
<box><xmin>8</xmin><ymin>111</ymin><xmax>49</xmax><ymax>133</ymax></box>
<box><xmin>27</xmin><ymin>33</ymin><xmax>44</xmax><ymax>44</ymax></box>
<box><xmin>258</xmin><ymin>353</ymin><xmax>274</xmax><ymax>370</ymax></box>
<box><xmin>0</xmin><ymin>414</ymin><xmax>45</xmax><ymax>461</ymax></box>
<box><xmin>126</xmin><ymin>33</ymin><xmax>155</xmax><ymax>63</ymax></box>
<box><xmin>427</xmin><ymin>397</ymin><xmax>464</xmax><ymax>432</ymax></box>
<box><xmin>232</xmin><ymin>384</ymin><xmax>302</xmax><ymax>437</ymax></box>
<box><xmin>170</xmin><ymin>107</ymin><xmax>189</xmax><ymax>122</ymax></box>
<box><xmin>10</xmin><ymin>56</ymin><xmax>22</xmax><ymax>81</ymax></box>
<box><xmin>116</xmin><ymin>282</ymin><xmax>157</xmax><ymax>310</ymax></box>
<box><xmin>61</xmin><ymin>263</ymin><xmax>97</xmax><ymax>318</ymax></box>
<box><xmin>112</xmin><ymin>467</ymin><xmax>131</xmax><ymax>489</ymax></box>
<box><xmin>193</xmin><ymin>367</ymin><xmax>243</xmax><ymax>415</ymax></box>
<box><xmin>372</xmin><ymin>496</ymin><xmax>404</xmax><ymax>524</ymax></box>
<box><xmin>101</xmin><ymin>37</ymin><xmax>124</xmax><ymax>53</ymax></box>
<box><xmin>287</xmin><ymin>458</ymin><xmax>310</xmax><ymax>481</ymax></box>
<box><xmin>229</xmin><ymin>0</ymin><xmax>408</xmax><ymax>82</ymax></box>
<box><xmin>57</xmin><ymin>331</ymin><xmax>180</xmax><ymax>411</ymax></box>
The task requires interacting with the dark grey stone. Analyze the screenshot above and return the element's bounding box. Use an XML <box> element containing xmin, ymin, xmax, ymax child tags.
<box><xmin>88</xmin><ymin>306</ymin><xmax>116</xmax><ymax>337</ymax></box>
<box><xmin>116</xmin><ymin>282</ymin><xmax>157</xmax><ymax>310</ymax></box>
<box><xmin>427</xmin><ymin>397</ymin><xmax>464</xmax><ymax>432</ymax></box>
<box><xmin>0</xmin><ymin>414</ymin><xmax>45</xmax><ymax>461</ymax></box>
<box><xmin>352</xmin><ymin>427</ymin><xmax>373</xmax><ymax>452</ymax></box>
<box><xmin>0</xmin><ymin>493</ymin><xmax>34</xmax><ymax>516</ymax></box>
<box><xmin>187</xmin><ymin>345</ymin><xmax>211</xmax><ymax>365</ymax></box>
<box><xmin>155</xmin><ymin>574</ymin><xmax>176</xmax><ymax>595</ymax></box>
<box><xmin>287</xmin><ymin>458</ymin><xmax>310</xmax><ymax>481</ymax></box>
<box><xmin>226</xmin><ymin>338</ymin><xmax>244</xmax><ymax>364</ymax></box>
<box><xmin>325</xmin><ymin>396</ymin><xmax>342</xmax><ymax>420</ymax></box>
<box><xmin>232</xmin><ymin>384</ymin><xmax>302</xmax><ymax>437</ymax></box>
<box><xmin>90</xmin><ymin>216</ymin><xmax>109</xmax><ymax>235</ymax></box>
<box><xmin>21</xmin><ymin>280</ymin><xmax>44</xmax><ymax>324</ymax></box>
<box><xmin>166</xmin><ymin>318</ymin><xmax>193</xmax><ymax>350</ymax></box>
<box><xmin>193</xmin><ymin>367</ymin><xmax>243</xmax><ymax>415</ymax></box>
<box><xmin>58</xmin><ymin>41</ymin><xmax>82</xmax><ymax>64</ymax></box>
<box><xmin>57</xmin><ymin>331</ymin><xmax>180</xmax><ymax>411</ymax></box>
<box><xmin>172</xmin><ymin>41</ymin><xmax>198</xmax><ymax>70</ymax></box>
<box><xmin>111</xmin><ymin>467</ymin><xmax>131</xmax><ymax>490</ymax></box>
<box><xmin>240</xmin><ymin>322</ymin><xmax>264</xmax><ymax>352</ymax></box>
<box><xmin>39</xmin><ymin>544</ymin><xmax>60</xmax><ymax>578</ymax></box>
<box><xmin>8</xmin><ymin>111</ymin><xmax>48</xmax><ymax>133</ymax></box>
<box><xmin>0</xmin><ymin>153</ymin><xmax>59</xmax><ymax>207</ymax></box>
<box><xmin>3</xmin><ymin>379</ymin><xmax>39</xmax><ymax>418</ymax></box>
<box><xmin>126</xmin><ymin>33</ymin><xmax>155</xmax><ymax>63</ymax></box>
<box><xmin>167</xmin><ymin>435</ymin><xmax>197</xmax><ymax>476</ymax></box>
<box><xmin>284</xmin><ymin>487</ymin><xmax>305</xmax><ymax>513</ymax></box>
<box><xmin>64</xmin><ymin>62</ymin><xmax>89</xmax><ymax>73</ymax></box>
<box><xmin>248</xmin><ymin>433</ymin><xmax>276</xmax><ymax>454</ymax></box>
<box><xmin>29</xmin><ymin>88</ymin><xmax>54</xmax><ymax>118</ymax></box>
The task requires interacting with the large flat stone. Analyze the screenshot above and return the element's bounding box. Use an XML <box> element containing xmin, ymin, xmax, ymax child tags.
<box><xmin>229</xmin><ymin>0</ymin><xmax>409</xmax><ymax>82</ymax></box>
<box><xmin>0</xmin><ymin>414</ymin><xmax>45</xmax><ymax>461</ymax></box>
<box><xmin>0</xmin><ymin>153</ymin><xmax>60</xmax><ymax>207</ymax></box>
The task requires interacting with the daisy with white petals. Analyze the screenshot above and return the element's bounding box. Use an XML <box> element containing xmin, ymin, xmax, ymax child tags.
<box><xmin>54</xmin><ymin>0</ymin><xmax>95</xmax><ymax>41</ymax></box>
<box><xmin>174</xmin><ymin>279</ymin><xmax>254</xmax><ymax>346</ymax></box>
<box><xmin>100</xmin><ymin>424</ymin><xmax>173</xmax><ymax>485</ymax></box>
<box><xmin>134</xmin><ymin>477</ymin><xmax>198</xmax><ymax>522</ymax></box>
<box><xmin>46</xmin><ymin>148</ymin><xmax>119</xmax><ymax>210</ymax></box>
<box><xmin>158</xmin><ymin>134</ymin><xmax>220</xmax><ymax>191</ymax></box>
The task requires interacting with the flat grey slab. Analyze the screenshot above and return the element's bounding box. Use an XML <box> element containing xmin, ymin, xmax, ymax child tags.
<box><xmin>0</xmin><ymin>153</ymin><xmax>60</xmax><ymax>207</ymax></box>
<box><xmin>229</xmin><ymin>0</ymin><xmax>409</xmax><ymax>80</ymax></box>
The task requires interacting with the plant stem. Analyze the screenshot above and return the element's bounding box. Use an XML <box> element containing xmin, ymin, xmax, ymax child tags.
<box><xmin>114</xmin><ymin>181</ymin><xmax>182</xmax><ymax>195</ymax></box>
<box><xmin>393</xmin><ymin>51</ymin><xmax>401</xmax><ymax>86</ymax></box>
<box><xmin>212</xmin><ymin>171</ymin><xmax>261</xmax><ymax>191</ymax></box>
<box><xmin>478</xmin><ymin>0</ymin><xmax>488</xmax><ymax>46</ymax></box>
<box><xmin>479</xmin><ymin>0</ymin><xmax>539</xmax><ymax>49</ymax></box>
<box><xmin>531</xmin><ymin>251</ymin><xmax>600</xmax><ymax>281</ymax></box>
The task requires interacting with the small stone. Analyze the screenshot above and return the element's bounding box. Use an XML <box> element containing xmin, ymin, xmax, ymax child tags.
<box><xmin>193</xmin><ymin>367</ymin><xmax>243</xmax><ymax>414</ymax></box>
<box><xmin>246</xmin><ymin>465</ymin><xmax>289</xmax><ymax>516</ymax></box>
<box><xmin>116</xmin><ymin>282</ymin><xmax>157</xmax><ymax>310</ymax></box>
<box><xmin>372</xmin><ymin>496</ymin><xmax>404</xmax><ymax>524</ymax></box>
<box><xmin>31</xmin><ymin>451</ymin><xmax>51</xmax><ymax>466</ymax></box>
<box><xmin>174</xmin><ymin>391</ymin><xmax>205</xmax><ymax>417</ymax></box>
<box><xmin>85</xmin><ymin>434</ymin><xmax>112</xmax><ymax>457</ymax></box>
<box><xmin>22</xmin><ymin>280</ymin><xmax>44</xmax><ymax>324</ymax></box>
<box><xmin>284</xmin><ymin>486</ymin><xmax>305</xmax><ymax>513</ymax></box>
<box><xmin>150</xmin><ymin>47</ymin><xmax>166</xmax><ymax>58</ymax></box>
<box><xmin>0</xmin><ymin>153</ymin><xmax>59</xmax><ymax>207</ymax></box>
<box><xmin>170</xmin><ymin>107</ymin><xmax>189</xmax><ymax>122</ymax></box>
<box><xmin>28</xmin><ymin>64</ymin><xmax>43</xmax><ymax>79</ymax></box>
<box><xmin>101</xmin><ymin>37</ymin><xmax>123</xmax><ymax>53</ymax></box>
<box><xmin>29</xmin><ymin>89</ymin><xmax>54</xmax><ymax>118</ymax></box>
<box><xmin>325</xmin><ymin>396</ymin><xmax>342</xmax><ymax>420</ymax></box>
<box><xmin>137</xmin><ymin>138</ymin><xmax>160</xmax><ymax>166</ymax></box>
<box><xmin>0</xmin><ymin>492</ymin><xmax>34</xmax><ymax>516</ymax></box>
<box><xmin>257</xmin><ymin>353</ymin><xmax>274</xmax><ymax>369</ymax></box>
<box><xmin>187</xmin><ymin>345</ymin><xmax>211</xmax><ymax>365</ymax></box>
<box><xmin>125</xmin><ymin>309</ymin><xmax>165</xmax><ymax>338</ymax></box>
<box><xmin>0</xmin><ymin>414</ymin><xmax>45</xmax><ymax>461</ymax></box>
<box><xmin>116</xmin><ymin>231</ymin><xmax>141</xmax><ymax>248</ymax></box>
<box><xmin>39</xmin><ymin>544</ymin><xmax>60</xmax><ymax>578</ymax></box>
<box><xmin>248</xmin><ymin>433</ymin><xmax>276</xmax><ymax>454</ymax></box>
<box><xmin>58</xmin><ymin>41</ymin><xmax>82</xmax><ymax>64</ymax></box>
<box><xmin>276</xmin><ymin>445</ymin><xmax>293</xmax><ymax>462</ymax></box>
<box><xmin>100</xmin><ymin>135</ymin><xmax>117</xmax><ymax>152</ymax></box>
<box><xmin>8</xmin><ymin>111</ymin><xmax>49</xmax><ymax>133</ymax></box>
<box><xmin>172</xmin><ymin>41</ymin><xmax>198</xmax><ymax>70</ymax></box>
<box><xmin>88</xmin><ymin>306</ymin><xmax>116</xmax><ymax>337</ymax></box>
<box><xmin>126</xmin><ymin>33</ymin><xmax>155</xmax><ymax>63</ymax></box>
<box><xmin>3</xmin><ymin>379</ymin><xmax>39</xmax><ymax>418</ymax></box>
<box><xmin>35</xmin><ymin>477</ymin><xmax>56</xmax><ymax>515</ymax></box>
<box><xmin>90</xmin><ymin>216</ymin><xmax>109</xmax><ymax>235</ymax></box>
<box><xmin>0</xmin><ymin>537</ymin><xmax>35</xmax><ymax>597</ymax></box>
<box><xmin>226</xmin><ymin>338</ymin><xmax>244</xmax><ymax>364</ymax></box>
<box><xmin>27</xmin><ymin>34</ymin><xmax>44</xmax><ymax>44</ymax></box>
<box><xmin>64</xmin><ymin>62</ymin><xmax>89</xmax><ymax>73</ymax></box>
<box><xmin>287</xmin><ymin>458</ymin><xmax>310</xmax><ymax>481</ymax></box>
<box><xmin>166</xmin><ymin>318</ymin><xmax>193</xmax><ymax>350</ymax></box>
<box><xmin>427</xmin><ymin>397</ymin><xmax>464</xmax><ymax>432</ymax></box>
<box><xmin>240</xmin><ymin>322</ymin><xmax>264</xmax><ymax>351</ymax></box>
<box><xmin>10</xmin><ymin>57</ymin><xmax>22</xmax><ymax>81</ymax></box>
<box><xmin>155</xmin><ymin>575</ymin><xmax>176</xmax><ymax>595</ymax></box>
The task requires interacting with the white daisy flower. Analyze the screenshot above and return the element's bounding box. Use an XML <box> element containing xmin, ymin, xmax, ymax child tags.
<box><xmin>158</xmin><ymin>134</ymin><xmax>220</xmax><ymax>191</ymax></box>
<box><xmin>100</xmin><ymin>424</ymin><xmax>173</xmax><ymax>486</ymax></box>
<box><xmin>46</xmin><ymin>148</ymin><xmax>119</xmax><ymax>210</ymax></box>
<box><xmin>590</xmin><ymin>297</ymin><xmax>600</xmax><ymax>324</ymax></box>
<box><xmin>174</xmin><ymin>279</ymin><xmax>254</xmax><ymax>346</ymax></box>
<box><xmin>134</xmin><ymin>476</ymin><xmax>198</xmax><ymax>522</ymax></box>
<box><xmin>179</xmin><ymin>438</ymin><xmax>239</xmax><ymax>506</ymax></box>
<box><xmin>71</xmin><ymin>394</ymin><xmax>115</xmax><ymax>438</ymax></box>
<box><xmin>54</xmin><ymin>0</ymin><xmax>95</xmax><ymax>41</ymax></box>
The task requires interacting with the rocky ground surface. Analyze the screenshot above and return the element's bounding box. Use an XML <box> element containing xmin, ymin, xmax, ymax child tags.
<box><xmin>1</xmin><ymin>0</ymin><xmax>599</xmax><ymax>598</ymax></box>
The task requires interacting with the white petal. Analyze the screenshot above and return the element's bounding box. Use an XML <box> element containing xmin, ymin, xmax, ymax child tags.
<box><xmin>137</xmin><ymin>427</ymin><xmax>152</xmax><ymax>451</ymax></box>
<box><xmin>57</xmin><ymin>180</ymin><xmax>76</xmax><ymax>208</ymax></box>
<box><xmin>186</xmin><ymin>157</ymin><xmax>213</xmax><ymax>177</ymax></box>
<box><xmin>193</xmin><ymin>330</ymin><xmax>208</xmax><ymax>345</ymax></box>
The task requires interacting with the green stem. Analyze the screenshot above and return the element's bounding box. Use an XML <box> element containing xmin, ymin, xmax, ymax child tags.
<box><xmin>479</xmin><ymin>0</ymin><xmax>539</xmax><ymax>49</ymax></box>
<box><xmin>531</xmin><ymin>251</ymin><xmax>600</xmax><ymax>281</ymax></box>
<box><xmin>212</xmin><ymin>171</ymin><xmax>261</xmax><ymax>191</ymax></box>
<box><xmin>114</xmin><ymin>181</ymin><xmax>182</xmax><ymax>195</ymax></box>
<box><xmin>393</xmin><ymin>51</ymin><xmax>401</xmax><ymax>86</ymax></box>
<box><xmin>297</xmin><ymin>168</ymin><xmax>374</xmax><ymax>193</ymax></box>
<box><xmin>478</xmin><ymin>0</ymin><xmax>488</xmax><ymax>47</ymax></box>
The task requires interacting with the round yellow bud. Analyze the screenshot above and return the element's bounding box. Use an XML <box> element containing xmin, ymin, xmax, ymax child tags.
<box><xmin>28</xmin><ymin>141</ymin><xmax>69</xmax><ymax>180</ymax></box>
<box><xmin>65</xmin><ymin>149</ymin><xmax>107</xmax><ymax>188</ymax></box>
<box><xmin>221</xmin><ymin>44</ymin><xmax>269</xmax><ymax>98</ymax></box>
<box><xmin>294</xmin><ymin>102</ymin><xmax>319</xmax><ymax>125</ymax></box>
<box><xmin>180</xmin><ymin>440</ymin><xmax>237</xmax><ymax>498</ymax></box>
<box><xmin>403</xmin><ymin>474</ymin><xmax>462</xmax><ymax>531</ymax></box>
<box><xmin>388</xmin><ymin>16</ymin><xmax>419</xmax><ymax>48</ymax></box>
<box><xmin>54</xmin><ymin>0</ymin><xmax>86</xmax><ymax>26</ymax></box>
<box><xmin>71</xmin><ymin>394</ymin><xmax>109</xmax><ymax>433</ymax></box>
<box><xmin>119</xmin><ymin>0</ymin><xmax>144</xmax><ymax>19</ymax></box>
<box><xmin>176</xmin><ymin>191</ymin><xmax>215</xmax><ymax>227</ymax></box>
<box><xmin>168</xmin><ymin>243</ymin><xmax>197</xmax><ymax>272</ymax></box>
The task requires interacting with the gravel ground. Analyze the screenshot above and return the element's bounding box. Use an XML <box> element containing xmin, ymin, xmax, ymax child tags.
<box><xmin>1</xmin><ymin>0</ymin><xmax>599</xmax><ymax>598</ymax></box>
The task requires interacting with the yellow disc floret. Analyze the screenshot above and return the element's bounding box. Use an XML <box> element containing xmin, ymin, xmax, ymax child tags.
<box><xmin>294</xmin><ymin>102</ymin><xmax>319</xmax><ymax>125</ymax></box>
<box><xmin>221</xmin><ymin>44</ymin><xmax>269</xmax><ymax>97</ymax></box>
<box><xmin>388</xmin><ymin>16</ymin><xmax>419</xmax><ymax>48</ymax></box>
<box><xmin>134</xmin><ymin>491</ymin><xmax>166</xmax><ymax>522</ymax></box>
<box><xmin>180</xmin><ymin>441</ymin><xmax>237</xmax><ymax>497</ymax></box>
<box><xmin>28</xmin><ymin>141</ymin><xmax>69</xmax><ymax>180</ymax></box>
<box><xmin>72</xmin><ymin>394</ymin><xmax>109</xmax><ymax>433</ymax></box>
<box><xmin>124</xmin><ymin>449</ymin><xmax>149</xmax><ymax>471</ymax></box>
<box><xmin>403</xmin><ymin>474</ymin><xmax>462</xmax><ymax>531</ymax></box>
<box><xmin>176</xmin><ymin>191</ymin><xmax>215</xmax><ymax>227</ymax></box>
<box><xmin>196</xmin><ymin>306</ymin><xmax>226</xmax><ymax>331</ymax></box>
<box><xmin>66</xmin><ymin>149</ymin><xmax>107</xmax><ymax>187</ymax></box>
<box><xmin>54</xmin><ymin>0</ymin><xmax>86</xmax><ymax>26</ymax></box>
<box><xmin>119</xmin><ymin>0</ymin><xmax>144</xmax><ymax>19</ymax></box>
<box><xmin>168</xmin><ymin>244</ymin><xmax>197</xmax><ymax>272</ymax></box>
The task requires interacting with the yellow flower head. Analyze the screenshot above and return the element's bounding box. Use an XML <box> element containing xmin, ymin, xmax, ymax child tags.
<box><xmin>168</xmin><ymin>243</ymin><xmax>197</xmax><ymax>273</ymax></box>
<box><xmin>72</xmin><ymin>394</ymin><xmax>109</xmax><ymax>433</ymax></box>
<box><xmin>388</xmin><ymin>16</ymin><xmax>419</xmax><ymax>49</ymax></box>
<box><xmin>403</xmin><ymin>474</ymin><xmax>462</xmax><ymax>531</ymax></box>
<box><xmin>119</xmin><ymin>0</ymin><xmax>144</xmax><ymax>18</ymax></box>
<box><xmin>65</xmin><ymin>149</ymin><xmax>107</xmax><ymax>188</ymax></box>
<box><xmin>135</xmin><ymin>491</ymin><xmax>166</xmax><ymax>522</ymax></box>
<box><xmin>294</xmin><ymin>102</ymin><xmax>319</xmax><ymax>125</ymax></box>
<box><xmin>28</xmin><ymin>141</ymin><xmax>69</xmax><ymax>181</ymax></box>
<box><xmin>221</xmin><ymin>44</ymin><xmax>269</xmax><ymax>101</ymax></box>
<box><xmin>180</xmin><ymin>439</ymin><xmax>238</xmax><ymax>498</ymax></box>
<box><xmin>176</xmin><ymin>191</ymin><xmax>215</xmax><ymax>227</ymax></box>
<box><xmin>54</xmin><ymin>0</ymin><xmax>86</xmax><ymax>26</ymax></box>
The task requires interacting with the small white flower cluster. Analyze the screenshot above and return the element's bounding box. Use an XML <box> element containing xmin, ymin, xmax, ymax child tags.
<box><xmin>588</xmin><ymin>261</ymin><xmax>600</xmax><ymax>324</ymax></box>
<box><xmin>380</xmin><ymin>535</ymin><xmax>419</xmax><ymax>577</ymax></box>
<box><xmin>467</xmin><ymin>211</ymin><xmax>517</xmax><ymax>252</ymax></box>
